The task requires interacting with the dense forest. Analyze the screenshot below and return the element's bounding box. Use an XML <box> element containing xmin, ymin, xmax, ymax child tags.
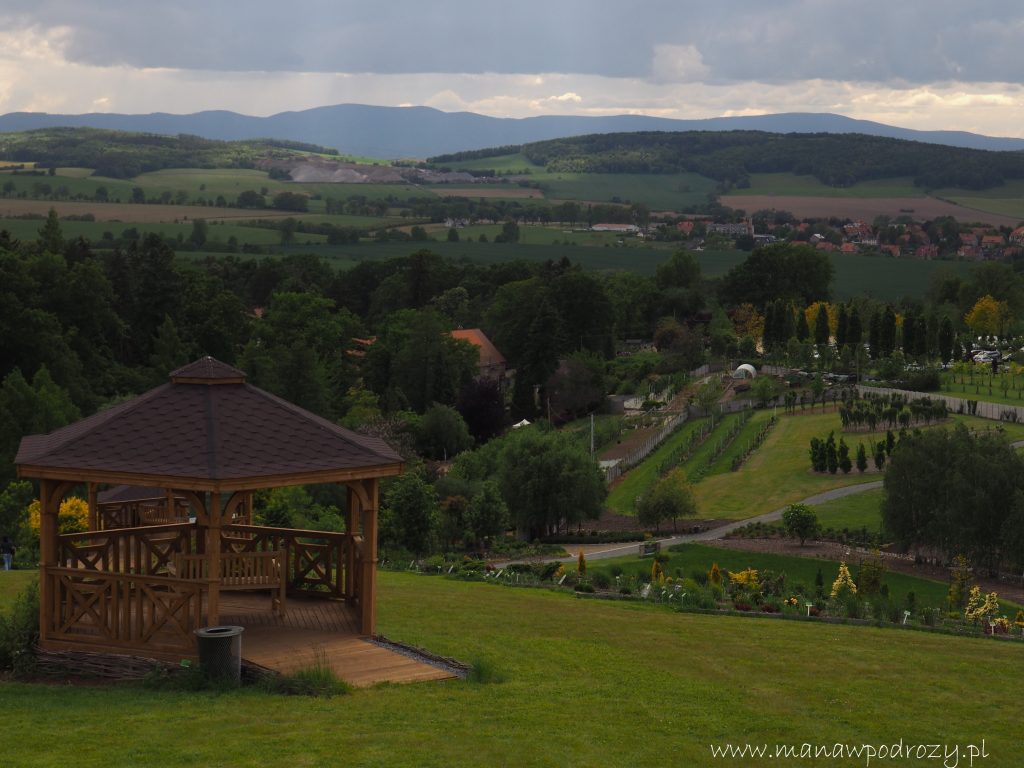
<box><xmin>430</xmin><ymin>131</ymin><xmax>1024</xmax><ymax>191</ymax></box>
<box><xmin>0</xmin><ymin>128</ymin><xmax>337</xmax><ymax>178</ymax></box>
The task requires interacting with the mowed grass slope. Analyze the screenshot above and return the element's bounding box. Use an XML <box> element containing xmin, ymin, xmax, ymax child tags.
<box><xmin>812</xmin><ymin>487</ymin><xmax>885</xmax><ymax>531</ymax></box>
<box><xmin>2</xmin><ymin>571</ymin><xmax>1022</xmax><ymax>766</ymax></box>
<box><xmin>689</xmin><ymin>410</ymin><xmax>1024</xmax><ymax>520</ymax></box>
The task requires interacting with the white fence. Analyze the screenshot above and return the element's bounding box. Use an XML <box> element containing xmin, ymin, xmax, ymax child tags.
<box><xmin>604</xmin><ymin>412</ymin><xmax>688</xmax><ymax>485</ymax></box>
<box><xmin>856</xmin><ymin>385</ymin><xmax>1024</xmax><ymax>423</ymax></box>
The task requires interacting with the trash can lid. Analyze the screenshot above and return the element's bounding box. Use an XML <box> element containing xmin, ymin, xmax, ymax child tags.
<box><xmin>194</xmin><ymin>625</ymin><xmax>245</xmax><ymax>638</ymax></box>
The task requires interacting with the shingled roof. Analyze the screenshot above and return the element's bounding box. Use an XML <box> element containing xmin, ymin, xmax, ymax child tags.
<box><xmin>16</xmin><ymin>356</ymin><xmax>402</xmax><ymax>491</ymax></box>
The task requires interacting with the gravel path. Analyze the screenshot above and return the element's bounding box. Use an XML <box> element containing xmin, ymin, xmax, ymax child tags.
<box><xmin>522</xmin><ymin>480</ymin><xmax>886</xmax><ymax>565</ymax></box>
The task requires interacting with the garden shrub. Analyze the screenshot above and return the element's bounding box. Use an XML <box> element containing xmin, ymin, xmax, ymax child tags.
<box><xmin>0</xmin><ymin>582</ymin><xmax>39</xmax><ymax>674</ymax></box>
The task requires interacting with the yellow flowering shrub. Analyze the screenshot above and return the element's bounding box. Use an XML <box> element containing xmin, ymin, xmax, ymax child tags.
<box><xmin>1014</xmin><ymin>609</ymin><xmax>1024</xmax><ymax>628</ymax></box>
<box><xmin>708</xmin><ymin>562</ymin><xmax>722</xmax><ymax>587</ymax></box>
<box><xmin>964</xmin><ymin>586</ymin><xmax>999</xmax><ymax>624</ymax></box>
<box><xmin>831</xmin><ymin>562</ymin><xmax>857</xmax><ymax>598</ymax></box>
<box><xmin>728</xmin><ymin>568</ymin><xmax>759</xmax><ymax>590</ymax></box>
<box><xmin>651</xmin><ymin>558</ymin><xmax>664</xmax><ymax>584</ymax></box>
<box><xmin>27</xmin><ymin>496</ymin><xmax>90</xmax><ymax>536</ymax></box>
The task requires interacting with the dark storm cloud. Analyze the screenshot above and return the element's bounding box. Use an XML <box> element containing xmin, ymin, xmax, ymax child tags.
<box><xmin>4</xmin><ymin>0</ymin><xmax>1023</xmax><ymax>84</ymax></box>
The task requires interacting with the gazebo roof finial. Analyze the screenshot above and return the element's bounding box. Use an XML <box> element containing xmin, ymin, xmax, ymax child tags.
<box><xmin>170</xmin><ymin>356</ymin><xmax>247</xmax><ymax>385</ymax></box>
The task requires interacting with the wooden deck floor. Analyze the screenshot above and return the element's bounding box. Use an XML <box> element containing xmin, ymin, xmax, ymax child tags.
<box><xmin>217</xmin><ymin>593</ymin><xmax>456</xmax><ymax>687</ymax></box>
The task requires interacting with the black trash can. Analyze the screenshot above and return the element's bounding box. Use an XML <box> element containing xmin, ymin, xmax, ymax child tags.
<box><xmin>194</xmin><ymin>625</ymin><xmax>244</xmax><ymax>684</ymax></box>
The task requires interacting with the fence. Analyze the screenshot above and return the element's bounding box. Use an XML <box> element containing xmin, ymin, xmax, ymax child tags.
<box><xmin>603</xmin><ymin>363</ymin><xmax>789</xmax><ymax>484</ymax></box>
<box><xmin>856</xmin><ymin>385</ymin><xmax>1024</xmax><ymax>423</ymax></box>
<box><xmin>604</xmin><ymin>412</ymin><xmax>688</xmax><ymax>485</ymax></box>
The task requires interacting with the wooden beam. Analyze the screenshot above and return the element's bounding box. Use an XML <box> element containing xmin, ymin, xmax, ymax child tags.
<box><xmin>206</xmin><ymin>492</ymin><xmax>221</xmax><ymax>626</ymax></box>
<box><xmin>359</xmin><ymin>478</ymin><xmax>379</xmax><ymax>636</ymax></box>
<box><xmin>87</xmin><ymin>482</ymin><xmax>98</xmax><ymax>532</ymax></box>
<box><xmin>37</xmin><ymin>480</ymin><xmax>55</xmax><ymax>645</ymax></box>
<box><xmin>16</xmin><ymin>463</ymin><xmax>403</xmax><ymax>493</ymax></box>
<box><xmin>345</xmin><ymin>485</ymin><xmax>358</xmax><ymax>600</ymax></box>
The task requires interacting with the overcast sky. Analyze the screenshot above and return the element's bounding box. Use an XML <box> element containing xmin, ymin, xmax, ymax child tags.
<box><xmin>2</xmin><ymin>0</ymin><xmax>1023</xmax><ymax>136</ymax></box>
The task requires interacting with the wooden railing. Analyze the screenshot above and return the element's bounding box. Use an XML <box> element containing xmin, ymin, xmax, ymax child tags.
<box><xmin>43</xmin><ymin>567</ymin><xmax>202</xmax><ymax>658</ymax></box>
<box><xmin>174</xmin><ymin>550</ymin><xmax>286</xmax><ymax>616</ymax></box>
<box><xmin>223</xmin><ymin>524</ymin><xmax>351</xmax><ymax>600</ymax></box>
<box><xmin>58</xmin><ymin>524</ymin><xmax>194</xmax><ymax>575</ymax></box>
<box><xmin>98</xmin><ymin>500</ymin><xmax>191</xmax><ymax>530</ymax></box>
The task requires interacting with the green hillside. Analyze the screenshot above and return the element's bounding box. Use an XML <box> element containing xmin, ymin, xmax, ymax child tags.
<box><xmin>2</xmin><ymin>571</ymin><xmax>1021</xmax><ymax>766</ymax></box>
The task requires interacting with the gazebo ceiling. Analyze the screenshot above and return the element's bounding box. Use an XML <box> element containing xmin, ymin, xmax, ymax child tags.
<box><xmin>16</xmin><ymin>356</ymin><xmax>402</xmax><ymax>491</ymax></box>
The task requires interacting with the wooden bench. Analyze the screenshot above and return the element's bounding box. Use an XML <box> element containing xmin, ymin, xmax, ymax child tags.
<box><xmin>139</xmin><ymin>505</ymin><xmax>191</xmax><ymax>526</ymax></box>
<box><xmin>172</xmin><ymin>551</ymin><xmax>286</xmax><ymax>617</ymax></box>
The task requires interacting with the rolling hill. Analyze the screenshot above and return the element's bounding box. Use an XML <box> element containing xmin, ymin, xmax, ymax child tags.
<box><xmin>2</xmin><ymin>104</ymin><xmax>1024</xmax><ymax>159</ymax></box>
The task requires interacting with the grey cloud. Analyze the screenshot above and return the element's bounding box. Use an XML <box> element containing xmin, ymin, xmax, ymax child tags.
<box><xmin>4</xmin><ymin>0</ymin><xmax>1024</xmax><ymax>85</ymax></box>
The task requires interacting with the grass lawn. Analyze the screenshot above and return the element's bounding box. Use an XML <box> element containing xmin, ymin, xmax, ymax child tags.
<box><xmin>0</xmin><ymin>570</ymin><xmax>35</xmax><ymax>602</ymax></box>
<box><xmin>691</xmin><ymin>410</ymin><xmax>1021</xmax><ymax>521</ymax></box>
<box><xmin>811</xmin><ymin>487</ymin><xmax>884</xmax><ymax>532</ymax></box>
<box><xmin>2</xmin><ymin>570</ymin><xmax>1022</xmax><ymax>766</ymax></box>
<box><xmin>692</xmin><ymin>408</ymin><xmax>880</xmax><ymax>520</ymax></box>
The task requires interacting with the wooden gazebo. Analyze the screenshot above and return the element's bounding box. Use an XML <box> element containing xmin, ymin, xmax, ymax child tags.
<box><xmin>15</xmin><ymin>357</ymin><xmax>403</xmax><ymax>662</ymax></box>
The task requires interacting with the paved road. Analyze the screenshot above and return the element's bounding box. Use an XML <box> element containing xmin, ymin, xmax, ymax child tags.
<box><xmin>532</xmin><ymin>480</ymin><xmax>885</xmax><ymax>565</ymax></box>
<box><xmin>530</xmin><ymin>442</ymin><xmax>1024</xmax><ymax>566</ymax></box>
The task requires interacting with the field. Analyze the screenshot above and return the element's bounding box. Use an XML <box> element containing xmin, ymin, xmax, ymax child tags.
<box><xmin>540</xmin><ymin>172</ymin><xmax>718</xmax><ymax>210</ymax></box>
<box><xmin>431</xmin><ymin>154</ymin><xmax>720</xmax><ymax>210</ymax></box>
<box><xmin>0</xmin><ymin>198</ymin><xmax>303</xmax><ymax>223</ymax></box>
<box><xmin>0</xmin><ymin>200</ymin><xmax>978</xmax><ymax>301</ymax></box>
<box><xmin>425</xmin><ymin>186</ymin><xmax>543</xmax><ymax>199</ymax></box>
<box><xmin>2</xmin><ymin>570</ymin><xmax>1022</xmax><ymax>766</ymax></box>
<box><xmin>437</xmin><ymin>152</ymin><xmax>540</xmax><ymax>174</ymax></box>
<box><xmin>720</xmin><ymin>193</ymin><xmax>1022</xmax><ymax>227</ymax></box>
<box><xmin>278</xmin><ymin>239</ymin><xmax>687</xmax><ymax>276</ymax></box>
<box><xmin>934</xmin><ymin>179</ymin><xmax>1024</xmax><ymax>222</ymax></box>
<box><xmin>730</xmin><ymin>173</ymin><xmax>925</xmax><ymax>198</ymax></box>
<box><xmin>0</xmin><ymin>218</ymin><xmax>320</xmax><ymax>245</ymax></box>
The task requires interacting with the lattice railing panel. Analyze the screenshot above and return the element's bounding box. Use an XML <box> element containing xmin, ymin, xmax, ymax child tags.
<box><xmin>224</xmin><ymin>525</ymin><xmax>348</xmax><ymax>598</ymax></box>
<box><xmin>45</xmin><ymin>568</ymin><xmax>202</xmax><ymax>657</ymax></box>
<box><xmin>58</xmin><ymin>525</ymin><xmax>193</xmax><ymax>575</ymax></box>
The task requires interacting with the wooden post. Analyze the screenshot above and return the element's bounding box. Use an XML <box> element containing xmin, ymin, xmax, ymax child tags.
<box><xmin>206</xmin><ymin>492</ymin><xmax>221</xmax><ymax>626</ymax></box>
<box><xmin>345</xmin><ymin>485</ymin><xmax>358</xmax><ymax>600</ymax></box>
<box><xmin>360</xmin><ymin>479</ymin><xmax>379</xmax><ymax>636</ymax></box>
<box><xmin>165</xmin><ymin>487</ymin><xmax>175</xmax><ymax>522</ymax></box>
<box><xmin>87</xmin><ymin>482</ymin><xmax>99</xmax><ymax>532</ymax></box>
<box><xmin>37</xmin><ymin>480</ymin><xmax>59</xmax><ymax>644</ymax></box>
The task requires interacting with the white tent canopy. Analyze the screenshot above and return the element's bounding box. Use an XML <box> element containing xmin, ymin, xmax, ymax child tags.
<box><xmin>733</xmin><ymin>363</ymin><xmax>757</xmax><ymax>379</ymax></box>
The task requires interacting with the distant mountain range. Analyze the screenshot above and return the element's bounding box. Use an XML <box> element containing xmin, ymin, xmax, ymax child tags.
<box><xmin>1</xmin><ymin>104</ymin><xmax>1023</xmax><ymax>159</ymax></box>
